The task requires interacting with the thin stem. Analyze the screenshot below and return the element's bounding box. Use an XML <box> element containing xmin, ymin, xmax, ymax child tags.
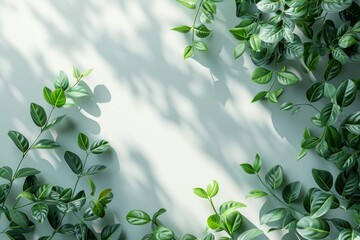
<box><xmin>256</xmin><ymin>174</ymin><xmax>307</xmax><ymax>216</ymax></box>
<box><xmin>191</xmin><ymin>0</ymin><xmax>205</xmax><ymax>43</ymax></box>
<box><xmin>293</xmin><ymin>103</ymin><xmax>320</xmax><ymax>113</ymax></box>
<box><xmin>209</xmin><ymin>198</ymin><xmax>219</xmax><ymax>216</ymax></box>
<box><xmin>73</xmin><ymin>152</ymin><xmax>90</xmax><ymax>196</ymax></box>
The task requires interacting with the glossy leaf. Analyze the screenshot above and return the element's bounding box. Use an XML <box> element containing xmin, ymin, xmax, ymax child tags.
<box><xmin>64</xmin><ymin>151</ymin><xmax>83</xmax><ymax>175</ymax></box>
<box><xmin>126</xmin><ymin>210</ymin><xmax>151</xmax><ymax>225</ymax></box>
<box><xmin>345</xmin><ymin>111</ymin><xmax>360</xmax><ymax>134</ymax></box>
<box><xmin>171</xmin><ymin>25</ymin><xmax>191</xmax><ymax>33</ymax></box>
<box><xmin>193</xmin><ymin>41</ymin><xmax>208</xmax><ymax>51</ymax></box>
<box><xmin>240</xmin><ymin>163</ymin><xmax>256</xmax><ymax>174</ymax></box>
<box><xmin>251</xmin><ymin>68</ymin><xmax>272</xmax><ymax>84</ymax></box>
<box><xmin>335</xmin><ymin>168</ymin><xmax>359</xmax><ymax>197</ymax></box>
<box><xmin>276</xmin><ymin>71</ymin><xmax>300</xmax><ymax>85</ymax></box>
<box><xmin>324</xmin><ymin>59</ymin><xmax>342</xmax><ymax>81</ymax></box>
<box><xmin>312</xmin><ymin>169</ymin><xmax>333</xmax><ymax>191</ymax></box>
<box><xmin>234</xmin><ymin>42</ymin><xmax>246</xmax><ymax>59</ymax></box>
<box><xmin>332</xmin><ymin>48</ymin><xmax>349</xmax><ymax>64</ymax></box>
<box><xmin>43</xmin><ymin>115</ymin><xmax>66</xmax><ymax>130</ymax></box>
<box><xmin>320</xmin><ymin>103</ymin><xmax>341</xmax><ymax>126</ymax></box>
<box><xmin>310</xmin><ymin>193</ymin><xmax>334</xmax><ymax>218</ymax></box>
<box><xmin>30</xmin><ymin>103</ymin><xmax>47</xmax><ymax>128</ymax></box>
<box><xmin>223</xmin><ymin>211</ymin><xmax>243</xmax><ymax>234</ymax></box>
<box><xmin>35</xmin><ymin>184</ymin><xmax>53</xmax><ymax>199</ymax></box>
<box><xmin>8</xmin><ymin>130</ymin><xmax>29</xmax><ymax>153</ymax></box>
<box><xmin>15</xmin><ymin>168</ymin><xmax>41</xmax><ymax>179</ymax></box>
<box><xmin>193</xmin><ymin>188</ymin><xmax>208</xmax><ymax>198</ymax></box>
<box><xmin>207</xmin><ymin>214</ymin><xmax>221</xmax><ymax>229</ymax></box>
<box><xmin>90</xmin><ymin>140</ymin><xmax>110</xmax><ymax>154</ymax></box>
<box><xmin>154</xmin><ymin>226</ymin><xmax>174</xmax><ymax>240</ymax></box>
<box><xmin>51</xmin><ymin>89</ymin><xmax>66</xmax><ymax>107</ymax></box>
<box><xmin>253</xmin><ymin>154</ymin><xmax>261</xmax><ymax>173</ymax></box>
<box><xmin>31</xmin><ymin>203</ymin><xmax>48</xmax><ymax>223</ymax></box>
<box><xmin>296</xmin><ymin>217</ymin><xmax>330</xmax><ymax>239</ymax></box>
<box><xmin>336</xmin><ymin>79</ymin><xmax>357</xmax><ymax>108</ymax></box>
<box><xmin>265</xmin><ymin>165</ymin><xmax>283</xmax><ymax>190</ymax></box>
<box><xmin>237</xmin><ymin>229</ymin><xmax>263</xmax><ymax>240</ymax></box>
<box><xmin>338</xmin><ymin>228</ymin><xmax>360</xmax><ymax>240</ymax></box>
<box><xmin>194</xmin><ymin>24</ymin><xmax>211</xmax><ymax>38</ymax></box>
<box><xmin>90</xmin><ymin>200</ymin><xmax>105</xmax><ymax>218</ymax></box>
<box><xmin>100</xmin><ymin>224</ymin><xmax>121</xmax><ymax>240</ymax></box>
<box><xmin>219</xmin><ymin>201</ymin><xmax>246</xmax><ymax>216</ymax></box>
<box><xmin>33</xmin><ymin>139</ymin><xmax>60</xmax><ymax>149</ymax></box>
<box><xmin>81</xmin><ymin>165</ymin><xmax>106</xmax><ymax>176</ymax></box>
<box><xmin>206</xmin><ymin>180</ymin><xmax>219</xmax><ymax>198</ymax></box>
<box><xmin>306</xmin><ymin>82</ymin><xmax>324</xmax><ymax>102</ymax></box>
<box><xmin>282</xmin><ymin>181</ymin><xmax>302</xmax><ymax>203</ymax></box>
<box><xmin>251</xmin><ymin>91</ymin><xmax>267</xmax><ymax>102</ymax></box>
<box><xmin>0</xmin><ymin>166</ymin><xmax>13</xmax><ymax>182</ymax></box>
<box><xmin>260</xmin><ymin>208</ymin><xmax>287</xmax><ymax>224</ymax></box>
<box><xmin>67</xmin><ymin>85</ymin><xmax>88</xmax><ymax>98</ymax></box>
<box><xmin>54</xmin><ymin>70</ymin><xmax>69</xmax><ymax>90</ymax></box>
<box><xmin>98</xmin><ymin>188</ymin><xmax>113</xmax><ymax>205</ymax></box>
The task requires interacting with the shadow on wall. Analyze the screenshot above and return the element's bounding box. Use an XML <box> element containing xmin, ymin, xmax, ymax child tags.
<box><xmin>3</xmin><ymin>0</ymin><xmax>360</xmax><ymax>239</ymax></box>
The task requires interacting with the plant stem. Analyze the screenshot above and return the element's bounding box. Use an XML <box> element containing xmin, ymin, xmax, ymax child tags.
<box><xmin>191</xmin><ymin>0</ymin><xmax>205</xmax><ymax>43</ymax></box>
<box><xmin>209</xmin><ymin>198</ymin><xmax>218</xmax><ymax>216</ymax></box>
<box><xmin>293</xmin><ymin>103</ymin><xmax>320</xmax><ymax>113</ymax></box>
<box><xmin>73</xmin><ymin>152</ymin><xmax>90</xmax><ymax>196</ymax></box>
<box><xmin>256</xmin><ymin>174</ymin><xmax>307</xmax><ymax>216</ymax></box>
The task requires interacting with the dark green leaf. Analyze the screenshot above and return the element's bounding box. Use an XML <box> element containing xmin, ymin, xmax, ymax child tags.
<box><xmin>51</xmin><ymin>89</ymin><xmax>66</xmax><ymax>107</ymax></box>
<box><xmin>331</xmin><ymin>218</ymin><xmax>351</xmax><ymax>232</ymax></box>
<box><xmin>336</xmin><ymin>79</ymin><xmax>357</xmax><ymax>108</ymax></box>
<box><xmin>251</xmin><ymin>91</ymin><xmax>268</xmax><ymax>102</ymax></box>
<box><xmin>36</xmin><ymin>184</ymin><xmax>53</xmax><ymax>199</ymax></box>
<box><xmin>64</xmin><ymin>151</ymin><xmax>83</xmax><ymax>175</ymax></box>
<box><xmin>194</xmin><ymin>24</ymin><xmax>211</xmax><ymax>38</ymax></box>
<box><xmin>312</xmin><ymin>169</ymin><xmax>333</xmax><ymax>191</ymax></box>
<box><xmin>345</xmin><ymin>111</ymin><xmax>360</xmax><ymax>134</ymax></box>
<box><xmin>58</xmin><ymin>224</ymin><xmax>75</xmax><ymax>235</ymax></box>
<box><xmin>322</xmin><ymin>0</ymin><xmax>352</xmax><ymax>12</ymax></box>
<box><xmin>0</xmin><ymin>166</ymin><xmax>13</xmax><ymax>182</ymax></box>
<box><xmin>310</xmin><ymin>193</ymin><xmax>334</xmax><ymax>218</ymax></box>
<box><xmin>259</xmin><ymin>22</ymin><xmax>283</xmax><ymax>44</ymax></box>
<box><xmin>101</xmin><ymin>224</ymin><xmax>121</xmax><ymax>240</ymax></box>
<box><xmin>222</xmin><ymin>211</ymin><xmax>243</xmax><ymax>234</ymax></box>
<box><xmin>30</xmin><ymin>103</ymin><xmax>47</xmax><ymax>128</ymax></box>
<box><xmin>43</xmin><ymin>115</ymin><xmax>66</xmax><ymax>130</ymax></box>
<box><xmin>9</xmin><ymin>210</ymin><xmax>29</xmax><ymax>227</ymax></box>
<box><xmin>302</xmin><ymin>136</ymin><xmax>320</xmax><ymax>149</ymax></box>
<box><xmin>320</xmin><ymin>103</ymin><xmax>341</xmax><ymax>126</ymax></box>
<box><xmin>240</xmin><ymin>163</ymin><xmax>256</xmax><ymax>174</ymax></box>
<box><xmin>5</xmin><ymin>230</ymin><xmax>26</xmax><ymax>240</ymax></box>
<box><xmin>306</xmin><ymin>82</ymin><xmax>324</xmax><ymax>102</ymax></box>
<box><xmin>324</xmin><ymin>59</ymin><xmax>342</xmax><ymax>81</ymax></box>
<box><xmin>90</xmin><ymin>140</ymin><xmax>110</xmax><ymax>154</ymax></box>
<box><xmin>335</xmin><ymin>168</ymin><xmax>359</xmax><ymax>197</ymax></box>
<box><xmin>282</xmin><ymin>181</ymin><xmax>302</xmax><ymax>203</ymax></box>
<box><xmin>90</xmin><ymin>200</ymin><xmax>105</xmax><ymax>218</ymax></box>
<box><xmin>265</xmin><ymin>165</ymin><xmax>283</xmax><ymax>190</ymax></box>
<box><xmin>8</xmin><ymin>130</ymin><xmax>29</xmax><ymax>153</ymax></box>
<box><xmin>43</xmin><ymin>87</ymin><xmax>53</xmax><ymax>105</ymax></box>
<box><xmin>81</xmin><ymin>165</ymin><xmax>106</xmax><ymax>176</ymax></box>
<box><xmin>338</xmin><ymin>228</ymin><xmax>360</xmax><ymax>240</ymax></box>
<box><xmin>31</xmin><ymin>203</ymin><xmax>48</xmax><ymax>223</ymax></box>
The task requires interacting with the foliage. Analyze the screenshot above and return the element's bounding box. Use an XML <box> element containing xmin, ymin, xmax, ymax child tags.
<box><xmin>1</xmin><ymin>68</ymin><xmax>121</xmax><ymax>239</ymax></box>
<box><xmin>172</xmin><ymin>0</ymin><xmax>360</xmax><ymax>239</ymax></box>
<box><xmin>127</xmin><ymin>180</ymin><xmax>263</xmax><ymax>240</ymax></box>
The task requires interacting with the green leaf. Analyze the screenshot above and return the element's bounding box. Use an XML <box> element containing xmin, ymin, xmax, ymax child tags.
<box><xmin>219</xmin><ymin>201</ymin><xmax>246</xmax><ymax>216</ymax></box>
<box><xmin>15</xmin><ymin>168</ymin><xmax>41</xmax><ymax>179</ymax></box>
<box><xmin>51</xmin><ymin>89</ymin><xmax>66</xmax><ymax>107</ymax></box>
<box><xmin>306</xmin><ymin>82</ymin><xmax>324</xmax><ymax>102</ymax></box>
<box><xmin>88</xmin><ymin>178</ymin><xmax>96</xmax><ymax>196</ymax></box>
<box><xmin>249</xmin><ymin>34</ymin><xmax>261</xmax><ymax>52</ymax></box>
<box><xmin>184</xmin><ymin>45</ymin><xmax>194</xmax><ymax>59</ymax></box>
<box><xmin>280</xmin><ymin>102</ymin><xmax>294</xmax><ymax>111</ymax></box>
<box><xmin>265</xmin><ymin>165</ymin><xmax>283</xmax><ymax>190</ymax></box>
<box><xmin>171</xmin><ymin>25</ymin><xmax>191</xmax><ymax>33</ymax></box>
<box><xmin>246</xmin><ymin>190</ymin><xmax>268</xmax><ymax>199</ymax></box>
<box><xmin>331</xmin><ymin>218</ymin><xmax>351</xmax><ymax>232</ymax></box>
<box><xmin>73</xmin><ymin>66</ymin><xmax>81</xmax><ymax>79</ymax></box>
<box><xmin>43</xmin><ymin>87</ymin><xmax>53</xmax><ymax>105</ymax></box>
<box><xmin>77</xmin><ymin>133</ymin><xmax>89</xmax><ymax>151</ymax></box>
<box><xmin>180</xmin><ymin>234</ymin><xmax>197</xmax><ymax>240</ymax></box>
<box><xmin>259</xmin><ymin>22</ymin><xmax>283</xmax><ymax>44</ymax></box>
<box><xmin>297</xmin><ymin>148</ymin><xmax>308</xmax><ymax>160</ymax></box>
<box><xmin>338</xmin><ymin>229</ymin><xmax>360</xmax><ymax>240</ymax></box>
<box><xmin>260</xmin><ymin>208</ymin><xmax>287</xmax><ymax>224</ymax></box>
<box><xmin>332</xmin><ymin>48</ymin><xmax>349</xmax><ymax>64</ymax></box>
<box><xmin>194</xmin><ymin>24</ymin><xmax>211</xmax><ymax>38</ymax></box>
<box><xmin>202</xmin><ymin>1</ymin><xmax>216</xmax><ymax>13</ymax></box>
<box><xmin>54</xmin><ymin>70</ymin><xmax>69</xmax><ymax>90</ymax></box>
<box><xmin>58</xmin><ymin>224</ymin><xmax>75</xmax><ymax>235</ymax></box>
<box><xmin>31</xmin><ymin>203</ymin><xmax>48</xmax><ymax>223</ymax></box>
<box><xmin>253</xmin><ymin>154</ymin><xmax>261</xmax><ymax>173</ymax></box>
<box><xmin>237</xmin><ymin>229</ymin><xmax>263</xmax><ymax>240</ymax></box>
<box><xmin>296</xmin><ymin>216</ymin><xmax>330</xmax><ymax>239</ymax></box>
<box><xmin>154</xmin><ymin>226</ymin><xmax>174</xmax><ymax>240</ymax></box>
<box><xmin>324</xmin><ymin>83</ymin><xmax>337</xmax><ymax>98</ymax></box>
<box><xmin>206</xmin><ymin>180</ymin><xmax>219</xmax><ymax>198</ymax></box>
<box><xmin>310</xmin><ymin>193</ymin><xmax>334</xmax><ymax>218</ymax></box>
<box><xmin>90</xmin><ymin>200</ymin><xmax>105</xmax><ymax>218</ymax></box>
<box><xmin>0</xmin><ymin>166</ymin><xmax>13</xmax><ymax>182</ymax></box>
<box><xmin>67</xmin><ymin>85</ymin><xmax>88</xmax><ymax>98</ymax></box>
<box><xmin>320</xmin><ymin>103</ymin><xmax>341</xmax><ymax>126</ymax></box>
<box><xmin>126</xmin><ymin>210</ymin><xmax>151</xmax><ymax>225</ymax></box>
<box><xmin>90</xmin><ymin>140</ymin><xmax>110</xmax><ymax>154</ymax></box>
<box><xmin>64</xmin><ymin>151</ymin><xmax>83</xmax><ymax>174</ymax></box>
<box><xmin>81</xmin><ymin>165</ymin><xmax>106</xmax><ymax>176</ymax></box>
<box><xmin>282</xmin><ymin>181</ymin><xmax>302</xmax><ymax>203</ymax></box>
<box><xmin>36</xmin><ymin>184</ymin><xmax>53</xmax><ymax>199</ymax></box>
<box><xmin>240</xmin><ymin>163</ymin><xmax>256</xmax><ymax>174</ymax></box>
<box><xmin>336</xmin><ymin>79</ymin><xmax>357</xmax><ymax>108</ymax></box>
<box><xmin>322</xmin><ymin>0</ymin><xmax>352</xmax><ymax>12</ymax></box>
<box><xmin>324</xmin><ymin>59</ymin><xmax>342</xmax><ymax>81</ymax></box>
<box><xmin>81</xmin><ymin>68</ymin><xmax>93</xmax><ymax>77</ymax></box>
<box><xmin>251</xmin><ymin>91</ymin><xmax>267</xmax><ymax>102</ymax></box>
<box><xmin>5</xmin><ymin>230</ymin><xmax>26</xmax><ymax>240</ymax></box>
<box><xmin>301</xmin><ymin>136</ymin><xmax>320</xmax><ymax>149</ymax></box>
<box><xmin>98</xmin><ymin>188</ymin><xmax>113</xmax><ymax>205</ymax></box>
<box><xmin>48</xmin><ymin>206</ymin><xmax>62</xmax><ymax>229</ymax></box>
<box><xmin>251</xmin><ymin>68</ymin><xmax>272</xmax><ymax>84</ymax></box>
<box><xmin>193</xmin><ymin>41</ymin><xmax>208</xmax><ymax>51</ymax></box>
<box><xmin>74</xmin><ymin>223</ymin><xmax>87</xmax><ymax>240</ymax></box>
<box><xmin>345</xmin><ymin>111</ymin><xmax>360</xmax><ymax>134</ymax></box>
<box><xmin>33</xmin><ymin>139</ymin><xmax>60</xmax><ymax>149</ymax></box>
<box><xmin>100</xmin><ymin>224</ymin><xmax>121</xmax><ymax>240</ymax></box>
<box><xmin>176</xmin><ymin>0</ymin><xmax>196</xmax><ymax>9</ymax></box>
<box><xmin>193</xmin><ymin>188</ymin><xmax>208</xmax><ymax>198</ymax></box>
<box><xmin>229</xmin><ymin>28</ymin><xmax>247</xmax><ymax>40</ymax></box>
<box><xmin>8</xmin><ymin>130</ymin><xmax>29</xmax><ymax>153</ymax></box>
<box><xmin>222</xmin><ymin>211</ymin><xmax>243</xmax><ymax>234</ymax></box>
<box><xmin>282</xmin><ymin>35</ymin><xmax>304</xmax><ymax>59</ymax></box>
<box><xmin>30</xmin><ymin>103</ymin><xmax>47</xmax><ymax>128</ymax></box>
<box><xmin>43</xmin><ymin>115</ymin><xmax>66</xmax><ymax>130</ymax></box>
<box><xmin>335</xmin><ymin>168</ymin><xmax>359</xmax><ymax>197</ymax></box>
<box><xmin>312</xmin><ymin>169</ymin><xmax>333</xmax><ymax>191</ymax></box>
<box><xmin>152</xmin><ymin>208</ymin><xmax>166</xmax><ymax>222</ymax></box>
<box><xmin>9</xmin><ymin>210</ymin><xmax>29</xmax><ymax>227</ymax></box>
<box><xmin>207</xmin><ymin>214</ymin><xmax>221</xmax><ymax>229</ymax></box>
<box><xmin>339</xmin><ymin>33</ymin><xmax>358</xmax><ymax>48</ymax></box>
<box><xmin>234</xmin><ymin>42</ymin><xmax>246</xmax><ymax>59</ymax></box>
<box><xmin>304</xmin><ymin>52</ymin><xmax>320</xmax><ymax>71</ymax></box>
<box><xmin>256</xmin><ymin>0</ymin><xmax>281</xmax><ymax>13</ymax></box>
<box><xmin>276</xmin><ymin>71</ymin><xmax>300</xmax><ymax>85</ymax></box>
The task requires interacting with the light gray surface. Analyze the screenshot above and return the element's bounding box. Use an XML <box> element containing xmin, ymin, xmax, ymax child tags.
<box><xmin>0</xmin><ymin>1</ymin><xmax>359</xmax><ymax>239</ymax></box>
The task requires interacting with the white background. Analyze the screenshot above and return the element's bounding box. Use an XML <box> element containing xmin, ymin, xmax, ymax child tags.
<box><xmin>1</xmin><ymin>1</ymin><xmax>359</xmax><ymax>239</ymax></box>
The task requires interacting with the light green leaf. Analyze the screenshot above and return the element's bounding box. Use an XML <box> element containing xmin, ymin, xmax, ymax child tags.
<box><xmin>67</xmin><ymin>85</ymin><xmax>88</xmax><ymax>98</ymax></box>
<box><xmin>90</xmin><ymin>200</ymin><xmax>105</xmax><ymax>218</ymax></box>
<box><xmin>276</xmin><ymin>71</ymin><xmax>300</xmax><ymax>85</ymax></box>
<box><xmin>15</xmin><ymin>168</ymin><xmax>41</xmax><ymax>179</ymax></box>
<box><xmin>246</xmin><ymin>190</ymin><xmax>268</xmax><ymax>199</ymax></box>
<box><xmin>193</xmin><ymin>41</ymin><xmax>208</xmax><ymax>51</ymax></box>
<box><xmin>193</xmin><ymin>188</ymin><xmax>208</xmax><ymax>198</ymax></box>
<box><xmin>219</xmin><ymin>201</ymin><xmax>246</xmax><ymax>216</ymax></box>
<box><xmin>184</xmin><ymin>45</ymin><xmax>194</xmax><ymax>59</ymax></box>
<box><xmin>249</xmin><ymin>34</ymin><xmax>261</xmax><ymax>52</ymax></box>
<box><xmin>256</xmin><ymin>0</ymin><xmax>282</xmax><ymax>13</ymax></box>
<box><xmin>322</xmin><ymin>0</ymin><xmax>352</xmax><ymax>12</ymax></box>
<box><xmin>43</xmin><ymin>115</ymin><xmax>66</xmax><ymax>130</ymax></box>
<box><xmin>251</xmin><ymin>91</ymin><xmax>268</xmax><ymax>102</ymax></box>
<box><xmin>282</xmin><ymin>181</ymin><xmax>302</xmax><ymax>203</ymax></box>
<box><xmin>171</xmin><ymin>25</ymin><xmax>191</xmax><ymax>33</ymax></box>
<box><xmin>280</xmin><ymin>102</ymin><xmax>294</xmax><ymax>111</ymax></box>
<box><xmin>251</xmin><ymin>68</ymin><xmax>273</xmax><ymax>84</ymax></box>
<box><xmin>223</xmin><ymin>211</ymin><xmax>243</xmax><ymax>234</ymax></box>
<box><xmin>176</xmin><ymin>0</ymin><xmax>196</xmax><ymax>9</ymax></box>
<box><xmin>81</xmin><ymin>165</ymin><xmax>106</xmax><ymax>176</ymax></box>
<box><xmin>126</xmin><ymin>210</ymin><xmax>151</xmax><ymax>225</ymax></box>
<box><xmin>90</xmin><ymin>140</ymin><xmax>110</xmax><ymax>154</ymax></box>
<box><xmin>33</xmin><ymin>139</ymin><xmax>60</xmax><ymax>149</ymax></box>
<box><xmin>51</xmin><ymin>89</ymin><xmax>66</xmax><ymax>107</ymax></box>
<box><xmin>260</xmin><ymin>208</ymin><xmax>287</xmax><ymax>224</ymax></box>
<box><xmin>154</xmin><ymin>226</ymin><xmax>174</xmax><ymax>240</ymax></box>
<box><xmin>339</xmin><ymin>33</ymin><xmax>358</xmax><ymax>48</ymax></box>
<box><xmin>237</xmin><ymin>229</ymin><xmax>263</xmax><ymax>240</ymax></box>
<box><xmin>234</xmin><ymin>42</ymin><xmax>246</xmax><ymax>59</ymax></box>
<box><xmin>324</xmin><ymin>83</ymin><xmax>337</xmax><ymax>98</ymax></box>
<box><xmin>207</xmin><ymin>214</ymin><xmax>221</xmax><ymax>229</ymax></box>
<box><xmin>296</xmin><ymin>217</ymin><xmax>330</xmax><ymax>239</ymax></box>
<box><xmin>338</xmin><ymin>229</ymin><xmax>360</xmax><ymax>240</ymax></box>
<box><xmin>265</xmin><ymin>165</ymin><xmax>283</xmax><ymax>190</ymax></box>
<box><xmin>54</xmin><ymin>70</ymin><xmax>69</xmax><ymax>90</ymax></box>
<box><xmin>259</xmin><ymin>22</ymin><xmax>283</xmax><ymax>44</ymax></box>
<box><xmin>36</xmin><ymin>184</ymin><xmax>53</xmax><ymax>199</ymax></box>
<box><xmin>253</xmin><ymin>154</ymin><xmax>261</xmax><ymax>173</ymax></box>
<box><xmin>194</xmin><ymin>24</ymin><xmax>211</xmax><ymax>38</ymax></box>
<box><xmin>206</xmin><ymin>180</ymin><xmax>219</xmax><ymax>198</ymax></box>
<box><xmin>332</xmin><ymin>48</ymin><xmax>349</xmax><ymax>64</ymax></box>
